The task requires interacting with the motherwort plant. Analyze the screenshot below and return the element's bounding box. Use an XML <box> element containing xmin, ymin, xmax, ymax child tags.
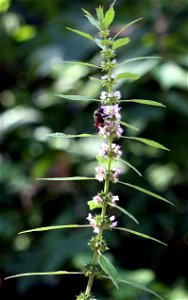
<box><xmin>6</xmin><ymin>2</ymin><xmax>173</xmax><ymax>300</ymax></box>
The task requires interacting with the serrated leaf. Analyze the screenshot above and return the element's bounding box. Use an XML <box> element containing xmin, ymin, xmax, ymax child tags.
<box><xmin>66</xmin><ymin>27</ymin><xmax>94</xmax><ymax>41</ymax></box>
<box><xmin>114</xmin><ymin>227</ymin><xmax>167</xmax><ymax>246</ymax></box>
<box><xmin>118</xmin><ymin>181</ymin><xmax>174</xmax><ymax>206</ymax></box>
<box><xmin>104</xmin><ymin>1</ymin><xmax>115</xmax><ymax>27</ymax></box>
<box><xmin>113</xmin><ymin>17</ymin><xmax>143</xmax><ymax>39</ymax></box>
<box><xmin>119</xmin><ymin>56</ymin><xmax>161</xmax><ymax>66</ymax></box>
<box><xmin>48</xmin><ymin>133</ymin><xmax>98</xmax><ymax>139</ymax></box>
<box><xmin>112</xmin><ymin>37</ymin><xmax>130</xmax><ymax>50</ymax></box>
<box><xmin>60</xmin><ymin>60</ymin><xmax>99</xmax><ymax>68</ymax></box>
<box><xmin>19</xmin><ymin>224</ymin><xmax>91</xmax><ymax>234</ymax></box>
<box><xmin>82</xmin><ymin>9</ymin><xmax>100</xmax><ymax>29</ymax></box>
<box><xmin>120</xmin><ymin>121</ymin><xmax>139</xmax><ymax>131</ymax></box>
<box><xmin>118</xmin><ymin>278</ymin><xmax>164</xmax><ymax>300</ymax></box>
<box><xmin>108</xmin><ymin>203</ymin><xmax>139</xmax><ymax>224</ymax></box>
<box><xmin>55</xmin><ymin>94</ymin><xmax>99</xmax><ymax>102</ymax></box>
<box><xmin>118</xmin><ymin>158</ymin><xmax>142</xmax><ymax>177</ymax></box>
<box><xmin>5</xmin><ymin>271</ymin><xmax>82</xmax><ymax>280</ymax></box>
<box><xmin>116</xmin><ymin>72</ymin><xmax>140</xmax><ymax>80</ymax></box>
<box><xmin>37</xmin><ymin>176</ymin><xmax>96</xmax><ymax>181</ymax></box>
<box><xmin>98</xmin><ymin>254</ymin><xmax>119</xmax><ymax>289</ymax></box>
<box><xmin>88</xmin><ymin>200</ymin><xmax>102</xmax><ymax>210</ymax></box>
<box><xmin>122</xmin><ymin>136</ymin><xmax>170</xmax><ymax>151</ymax></box>
<box><xmin>120</xmin><ymin>99</ymin><xmax>166</xmax><ymax>107</ymax></box>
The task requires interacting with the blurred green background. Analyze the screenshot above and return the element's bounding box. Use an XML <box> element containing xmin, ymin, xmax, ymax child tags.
<box><xmin>0</xmin><ymin>0</ymin><xmax>188</xmax><ymax>299</ymax></box>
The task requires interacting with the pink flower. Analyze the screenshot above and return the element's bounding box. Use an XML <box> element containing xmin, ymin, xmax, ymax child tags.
<box><xmin>86</xmin><ymin>213</ymin><xmax>100</xmax><ymax>234</ymax></box>
<box><xmin>111</xmin><ymin>195</ymin><xmax>119</xmax><ymax>203</ymax></box>
<box><xmin>95</xmin><ymin>166</ymin><xmax>106</xmax><ymax>181</ymax></box>
<box><xmin>112</xmin><ymin>167</ymin><xmax>122</xmax><ymax>182</ymax></box>
<box><xmin>109</xmin><ymin>215</ymin><xmax>118</xmax><ymax>228</ymax></box>
<box><xmin>111</xmin><ymin>143</ymin><xmax>122</xmax><ymax>158</ymax></box>
<box><xmin>102</xmin><ymin>104</ymin><xmax>121</xmax><ymax>119</ymax></box>
<box><xmin>93</xmin><ymin>194</ymin><xmax>103</xmax><ymax>204</ymax></box>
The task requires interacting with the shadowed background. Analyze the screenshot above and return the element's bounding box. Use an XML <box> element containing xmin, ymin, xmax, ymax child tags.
<box><xmin>0</xmin><ymin>0</ymin><xmax>188</xmax><ymax>299</ymax></box>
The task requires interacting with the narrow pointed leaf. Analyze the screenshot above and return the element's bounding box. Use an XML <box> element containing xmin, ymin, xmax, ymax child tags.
<box><xmin>118</xmin><ymin>158</ymin><xmax>142</xmax><ymax>177</ymax></box>
<box><xmin>48</xmin><ymin>133</ymin><xmax>98</xmax><ymax>139</ymax></box>
<box><xmin>98</xmin><ymin>254</ymin><xmax>119</xmax><ymax>289</ymax></box>
<box><xmin>112</xmin><ymin>37</ymin><xmax>130</xmax><ymax>50</ymax></box>
<box><xmin>118</xmin><ymin>278</ymin><xmax>164</xmax><ymax>300</ymax></box>
<box><xmin>89</xmin><ymin>76</ymin><xmax>101</xmax><ymax>83</ymax></box>
<box><xmin>119</xmin><ymin>56</ymin><xmax>161</xmax><ymax>66</ymax></box>
<box><xmin>60</xmin><ymin>60</ymin><xmax>99</xmax><ymax>68</ymax></box>
<box><xmin>66</xmin><ymin>27</ymin><xmax>94</xmax><ymax>41</ymax></box>
<box><xmin>55</xmin><ymin>94</ymin><xmax>99</xmax><ymax>102</ymax></box>
<box><xmin>82</xmin><ymin>9</ymin><xmax>100</xmax><ymax>29</ymax></box>
<box><xmin>19</xmin><ymin>224</ymin><xmax>91</xmax><ymax>234</ymax></box>
<box><xmin>122</xmin><ymin>136</ymin><xmax>170</xmax><ymax>151</ymax></box>
<box><xmin>118</xmin><ymin>181</ymin><xmax>174</xmax><ymax>206</ymax></box>
<box><xmin>5</xmin><ymin>271</ymin><xmax>82</xmax><ymax>280</ymax></box>
<box><xmin>104</xmin><ymin>1</ymin><xmax>115</xmax><ymax>27</ymax></box>
<box><xmin>120</xmin><ymin>99</ymin><xmax>166</xmax><ymax>107</ymax></box>
<box><xmin>37</xmin><ymin>176</ymin><xmax>96</xmax><ymax>181</ymax></box>
<box><xmin>116</xmin><ymin>72</ymin><xmax>140</xmax><ymax>80</ymax></box>
<box><xmin>108</xmin><ymin>203</ymin><xmax>139</xmax><ymax>225</ymax></box>
<box><xmin>114</xmin><ymin>227</ymin><xmax>167</xmax><ymax>246</ymax></box>
<box><xmin>120</xmin><ymin>121</ymin><xmax>139</xmax><ymax>131</ymax></box>
<box><xmin>95</xmin><ymin>38</ymin><xmax>104</xmax><ymax>49</ymax></box>
<box><xmin>114</xmin><ymin>18</ymin><xmax>143</xmax><ymax>39</ymax></box>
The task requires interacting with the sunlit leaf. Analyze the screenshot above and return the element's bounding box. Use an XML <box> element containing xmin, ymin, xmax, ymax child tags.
<box><xmin>89</xmin><ymin>76</ymin><xmax>101</xmax><ymax>83</ymax></box>
<box><xmin>66</xmin><ymin>27</ymin><xmax>94</xmax><ymax>41</ymax></box>
<box><xmin>112</xmin><ymin>37</ymin><xmax>130</xmax><ymax>50</ymax></box>
<box><xmin>120</xmin><ymin>121</ymin><xmax>139</xmax><ymax>131</ymax></box>
<box><xmin>118</xmin><ymin>278</ymin><xmax>164</xmax><ymax>300</ymax></box>
<box><xmin>114</xmin><ymin>227</ymin><xmax>167</xmax><ymax>246</ymax></box>
<box><xmin>98</xmin><ymin>254</ymin><xmax>119</xmax><ymax>289</ymax></box>
<box><xmin>113</xmin><ymin>17</ymin><xmax>143</xmax><ymax>39</ymax></box>
<box><xmin>95</xmin><ymin>38</ymin><xmax>104</xmax><ymax>49</ymax></box>
<box><xmin>48</xmin><ymin>133</ymin><xmax>98</xmax><ymax>139</ymax></box>
<box><xmin>122</xmin><ymin>136</ymin><xmax>170</xmax><ymax>151</ymax></box>
<box><xmin>59</xmin><ymin>61</ymin><xmax>99</xmax><ymax>68</ymax></box>
<box><xmin>55</xmin><ymin>94</ymin><xmax>99</xmax><ymax>102</ymax></box>
<box><xmin>82</xmin><ymin>9</ymin><xmax>100</xmax><ymax>29</ymax></box>
<box><xmin>88</xmin><ymin>200</ymin><xmax>102</xmax><ymax>210</ymax></box>
<box><xmin>120</xmin><ymin>99</ymin><xmax>166</xmax><ymax>107</ymax></box>
<box><xmin>104</xmin><ymin>0</ymin><xmax>116</xmax><ymax>27</ymax></box>
<box><xmin>5</xmin><ymin>271</ymin><xmax>82</xmax><ymax>280</ymax></box>
<box><xmin>119</xmin><ymin>56</ymin><xmax>161</xmax><ymax>66</ymax></box>
<box><xmin>37</xmin><ymin>176</ymin><xmax>96</xmax><ymax>181</ymax></box>
<box><xmin>118</xmin><ymin>158</ymin><xmax>142</xmax><ymax>177</ymax></box>
<box><xmin>108</xmin><ymin>203</ymin><xmax>139</xmax><ymax>224</ymax></box>
<box><xmin>118</xmin><ymin>181</ymin><xmax>174</xmax><ymax>206</ymax></box>
<box><xmin>116</xmin><ymin>72</ymin><xmax>140</xmax><ymax>80</ymax></box>
<box><xmin>19</xmin><ymin>224</ymin><xmax>91</xmax><ymax>234</ymax></box>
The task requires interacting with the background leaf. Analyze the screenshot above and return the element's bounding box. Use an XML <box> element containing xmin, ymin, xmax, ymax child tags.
<box><xmin>122</xmin><ymin>136</ymin><xmax>170</xmax><ymax>151</ymax></box>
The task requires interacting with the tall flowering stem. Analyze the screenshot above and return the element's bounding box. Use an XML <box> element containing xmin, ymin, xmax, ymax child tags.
<box><xmin>82</xmin><ymin>5</ymin><xmax>123</xmax><ymax>300</ymax></box>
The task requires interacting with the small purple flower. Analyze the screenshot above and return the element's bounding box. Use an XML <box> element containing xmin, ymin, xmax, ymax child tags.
<box><xmin>100</xmin><ymin>91</ymin><xmax>108</xmax><ymax>100</ymax></box>
<box><xmin>95</xmin><ymin>166</ymin><xmax>106</xmax><ymax>181</ymax></box>
<box><xmin>93</xmin><ymin>194</ymin><xmax>103</xmax><ymax>204</ymax></box>
<box><xmin>111</xmin><ymin>195</ymin><xmax>119</xmax><ymax>203</ymax></box>
<box><xmin>112</xmin><ymin>167</ymin><xmax>122</xmax><ymax>182</ymax></box>
<box><xmin>102</xmin><ymin>104</ymin><xmax>121</xmax><ymax>119</ymax></box>
<box><xmin>86</xmin><ymin>213</ymin><xmax>100</xmax><ymax>234</ymax></box>
<box><xmin>99</xmin><ymin>121</ymin><xmax>123</xmax><ymax>138</ymax></box>
<box><xmin>109</xmin><ymin>215</ymin><xmax>118</xmax><ymax>228</ymax></box>
<box><xmin>111</xmin><ymin>143</ymin><xmax>122</xmax><ymax>158</ymax></box>
<box><xmin>114</xmin><ymin>91</ymin><xmax>121</xmax><ymax>100</ymax></box>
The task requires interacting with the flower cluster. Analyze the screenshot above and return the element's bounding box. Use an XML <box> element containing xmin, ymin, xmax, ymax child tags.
<box><xmin>98</xmin><ymin>142</ymin><xmax>122</xmax><ymax>159</ymax></box>
<box><xmin>87</xmin><ymin>213</ymin><xmax>117</xmax><ymax>234</ymax></box>
<box><xmin>92</xmin><ymin>191</ymin><xmax>119</xmax><ymax>205</ymax></box>
<box><xmin>95</xmin><ymin>166</ymin><xmax>121</xmax><ymax>182</ymax></box>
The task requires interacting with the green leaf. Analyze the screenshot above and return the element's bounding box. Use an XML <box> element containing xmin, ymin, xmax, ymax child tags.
<box><xmin>118</xmin><ymin>181</ymin><xmax>174</xmax><ymax>206</ymax></box>
<box><xmin>114</xmin><ymin>227</ymin><xmax>167</xmax><ymax>246</ymax></box>
<box><xmin>89</xmin><ymin>76</ymin><xmax>101</xmax><ymax>83</ymax></box>
<box><xmin>113</xmin><ymin>17</ymin><xmax>143</xmax><ymax>39</ymax></box>
<box><xmin>119</xmin><ymin>56</ymin><xmax>161</xmax><ymax>66</ymax></box>
<box><xmin>5</xmin><ymin>271</ymin><xmax>82</xmax><ymax>280</ymax></box>
<box><xmin>118</xmin><ymin>158</ymin><xmax>142</xmax><ymax>177</ymax></box>
<box><xmin>116</xmin><ymin>72</ymin><xmax>140</xmax><ymax>80</ymax></box>
<box><xmin>55</xmin><ymin>94</ymin><xmax>99</xmax><ymax>102</ymax></box>
<box><xmin>108</xmin><ymin>203</ymin><xmax>139</xmax><ymax>225</ymax></box>
<box><xmin>66</xmin><ymin>27</ymin><xmax>94</xmax><ymax>41</ymax></box>
<box><xmin>118</xmin><ymin>278</ymin><xmax>164</xmax><ymax>300</ymax></box>
<box><xmin>95</xmin><ymin>38</ymin><xmax>104</xmax><ymax>49</ymax></box>
<box><xmin>48</xmin><ymin>133</ymin><xmax>98</xmax><ymax>139</ymax></box>
<box><xmin>120</xmin><ymin>99</ymin><xmax>166</xmax><ymax>107</ymax></box>
<box><xmin>60</xmin><ymin>60</ymin><xmax>99</xmax><ymax>68</ymax></box>
<box><xmin>120</xmin><ymin>121</ymin><xmax>139</xmax><ymax>131</ymax></box>
<box><xmin>82</xmin><ymin>9</ymin><xmax>100</xmax><ymax>29</ymax></box>
<box><xmin>122</xmin><ymin>136</ymin><xmax>170</xmax><ymax>151</ymax></box>
<box><xmin>88</xmin><ymin>200</ymin><xmax>102</xmax><ymax>210</ymax></box>
<box><xmin>112</xmin><ymin>37</ymin><xmax>130</xmax><ymax>50</ymax></box>
<box><xmin>19</xmin><ymin>224</ymin><xmax>91</xmax><ymax>234</ymax></box>
<box><xmin>98</xmin><ymin>254</ymin><xmax>119</xmax><ymax>289</ymax></box>
<box><xmin>37</xmin><ymin>176</ymin><xmax>96</xmax><ymax>181</ymax></box>
<box><xmin>104</xmin><ymin>1</ymin><xmax>115</xmax><ymax>27</ymax></box>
